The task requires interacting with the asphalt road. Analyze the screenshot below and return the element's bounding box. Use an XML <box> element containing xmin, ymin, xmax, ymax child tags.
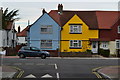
<box><xmin>2</xmin><ymin>57</ymin><xmax>119</xmax><ymax>80</ymax></box>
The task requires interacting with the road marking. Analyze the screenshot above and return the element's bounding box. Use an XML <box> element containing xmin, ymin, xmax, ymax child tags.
<box><xmin>56</xmin><ymin>73</ymin><xmax>60</xmax><ymax>79</ymax></box>
<box><xmin>55</xmin><ymin>64</ymin><xmax>58</xmax><ymax>69</ymax></box>
<box><xmin>24</xmin><ymin>74</ymin><xmax>36</xmax><ymax>78</ymax></box>
<box><xmin>41</xmin><ymin>74</ymin><xmax>53</xmax><ymax>78</ymax></box>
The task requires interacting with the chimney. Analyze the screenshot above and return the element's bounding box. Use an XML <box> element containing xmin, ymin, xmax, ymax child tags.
<box><xmin>18</xmin><ymin>26</ymin><xmax>20</xmax><ymax>33</ymax></box>
<box><xmin>42</xmin><ymin>9</ymin><xmax>46</xmax><ymax>14</ymax></box>
<box><xmin>58</xmin><ymin>4</ymin><xmax>63</xmax><ymax>14</ymax></box>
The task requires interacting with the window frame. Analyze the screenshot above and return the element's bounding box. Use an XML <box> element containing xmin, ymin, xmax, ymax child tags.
<box><xmin>116</xmin><ymin>40</ymin><xmax>120</xmax><ymax>49</ymax></box>
<box><xmin>70</xmin><ymin>25</ymin><xmax>82</xmax><ymax>34</ymax></box>
<box><xmin>69</xmin><ymin>40</ymin><xmax>82</xmax><ymax>49</ymax></box>
<box><xmin>40</xmin><ymin>25</ymin><xmax>52</xmax><ymax>34</ymax></box>
<box><xmin>101</xmin><ymin>41</ymin><xmax>109</xmax><ymax>49</ymax></box>
<box><xmin>40</xmin><ymin>40</ymin><xmax>52</xmax><ymax>49</ymax></box>
<box><xmin>118</xmin><ymin>26</ymin><xmax>120</xmax><ymax>33</ymax></box>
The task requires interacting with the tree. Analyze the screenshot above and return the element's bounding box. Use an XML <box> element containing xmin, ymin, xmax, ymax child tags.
<box><xmin>2</xmin><ymin>8</ymin><xmax>20</xmax><ymax>29</ymax></box>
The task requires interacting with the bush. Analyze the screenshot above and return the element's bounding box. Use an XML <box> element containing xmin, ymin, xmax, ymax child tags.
<box><xmin>86</xmin><ymin>49</ymin><xmax>92</xmax><ymax>54</ymax></box>
<box><xmin>99</xmin><ymin>49</ymin><xmax>110</xmax><ymax>57</ymax></box>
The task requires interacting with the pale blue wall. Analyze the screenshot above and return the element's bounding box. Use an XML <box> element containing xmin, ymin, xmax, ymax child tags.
<box><xmin>29</xmin><ymin>13</ymin><xmax>60</xmax><ymax>50</ymax></box>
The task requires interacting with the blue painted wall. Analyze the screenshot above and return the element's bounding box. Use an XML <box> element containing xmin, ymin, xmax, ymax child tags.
<box><xmin>29</xmin><ymin>13</ymin><xmax>60</xmax><ymax>50</ymax></box>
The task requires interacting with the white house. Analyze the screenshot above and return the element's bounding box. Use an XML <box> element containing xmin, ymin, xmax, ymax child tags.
<box><xmin>17</xmin><ymin>26</ymin><xmax>28</xmax><ymax>45</ymax></box>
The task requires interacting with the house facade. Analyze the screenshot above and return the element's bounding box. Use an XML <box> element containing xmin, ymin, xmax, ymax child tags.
<box><xmin>97</xmin><ymin>12</ymin><xmax>120</xmax><ymax>56</ymax></box>
<box><xmin>49</xmin><ymin>4</ymin><xmax>99</xmax><ymax>53</ymax></box>
<box><xmin>0</xmin><ymin>8</ymin><xmax>2</xmax><ymax>51</ymax></box>
<box><xmin>17</xmin><ymin>26</ymin><xmax>28</xmax><ymax>45</ymax></box>
<box><xmin>29</xmin><ymin>10</ymin><xmax>60</xmax><ymax>55</ymax></box>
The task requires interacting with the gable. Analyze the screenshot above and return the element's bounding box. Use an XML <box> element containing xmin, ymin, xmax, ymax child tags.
<box><xmin>30</xmin><ymin>13</ymin><xmax>59</xmax><ymax>29</ymax></box>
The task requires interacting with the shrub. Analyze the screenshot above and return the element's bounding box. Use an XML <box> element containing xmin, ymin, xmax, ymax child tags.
<box><xmin>100</xmin><ymin>49</ymin><xmax>110</xmax><ymax>57</ymax></box>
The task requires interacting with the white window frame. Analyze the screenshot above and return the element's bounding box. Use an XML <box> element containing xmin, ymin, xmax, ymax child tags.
<box><xmin>116</xmin><ymin>40</ymin><xmax>120</xmax><ymax>49</ymax></box>
<box><xmin>40</xmin><ymin>25</ymin><xmax>52</xmax><ymax>34</ymax></box>
<box><xmin>41</xmin><ymin>40</ymin><xmax>52</xmax><ymax>48</ymax></box>
<box><xmin>118</xmin><ymin>26</ymin><xmax>120</xmax><ymax>33</ymax></box>
<box><xmin>70</xmin><ymin>25</ymin><xmax>82</xmax><ymax>33</ymax></box>
<box><xmin>70</xmin><ymin>40</ymin><xmax>82</xmax><ymax>48</ymax></box>
<box><xmin>101</xmin><ymin>41</ymin><xmax>108</xmax><ymax>49</ymax></box>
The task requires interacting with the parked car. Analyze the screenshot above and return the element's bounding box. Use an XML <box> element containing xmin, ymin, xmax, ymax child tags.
<box><xmin>18</xmin><ymin>46</ymin><xmax>50</xmax><ymax>59</ymax></box>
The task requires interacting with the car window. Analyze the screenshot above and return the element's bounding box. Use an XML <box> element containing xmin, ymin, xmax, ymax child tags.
<box><xmin>24</xmin><ymin>47</ymin><xmax>30</xmax><ymax>50</ymax></box>
<box><xmin>31</xmin><ymin>47</ymin><xmax>40</xmax><ymax>51</ymax></box>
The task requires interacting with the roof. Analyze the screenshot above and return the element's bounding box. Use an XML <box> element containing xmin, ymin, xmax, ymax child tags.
<box><xmin>49</xmin><ymin>10</ymin><xmax>120</xmax><ymax>29</ymax></box>
<box><xmin>49</xmin><ymin>10</ymin><xmax>98</xmax><ymax>29</ymax></box>
<box><xmin>17</xmin><ymin>26</ymin><xmax>29</xmax><ymax>37</ymax></box>
<box><xmin>96</xmin><ymin>11</ymin><xmax>120</xmax><ymax>29</ymax></box>
<box><xmin>5</xmin><ymin>21</ymin><xmax>13</xmax><ymax>30</ymax></box>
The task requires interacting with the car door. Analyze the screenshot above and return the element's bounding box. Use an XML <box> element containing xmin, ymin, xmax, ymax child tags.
<box><xmin>30</xmin><ymin>47</ymin><xmax>40</xmax><ymax>57</ymax></box>
<box><xmin>23</xmin><ymin>47</ymin><xmax>32</xmax><ymax>57</ymax></box>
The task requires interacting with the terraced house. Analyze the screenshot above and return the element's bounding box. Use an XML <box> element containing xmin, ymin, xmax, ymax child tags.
<box><xmin>28</xmin><ymin>4</ymin><xmax>120</xmax><ymax>57</ymax></box>
<box><xmin>29</xmin><ymin>9</ymin><xmax>61</xmax><ymax>56</ymax></box>
<box><xmin>49</xmin><ymin>4</ymin><xmax>120</xmax><ymax>56</ymax></box>
<box><xmin>49</xmin><ymin>4</ymin><xmax>99</xmax><ymax>53</ymax></box>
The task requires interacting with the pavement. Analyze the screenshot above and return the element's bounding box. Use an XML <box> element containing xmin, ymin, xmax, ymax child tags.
<box><xmin>0</xmin><ymin>56</ymin><xmax>120</xmax><ymax>79</ymax></box>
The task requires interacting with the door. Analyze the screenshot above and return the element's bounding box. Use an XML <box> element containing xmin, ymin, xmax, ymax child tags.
<box><xmin>91</xmin><ymin>41</ymin><xmax>98</xmax><ymax>53</ymax></box>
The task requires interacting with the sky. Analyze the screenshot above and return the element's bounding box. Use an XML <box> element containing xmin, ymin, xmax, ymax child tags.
<box><xmin>0</xmin><ymin>0</ymin><xmax>120</xmax><ymax>31</ymax></box>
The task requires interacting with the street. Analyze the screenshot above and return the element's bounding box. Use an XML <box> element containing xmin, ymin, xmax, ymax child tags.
<box><xmin>2</xmin><ymin>57</ymin><xmax>119</xmax><ymax>79</ymax></box>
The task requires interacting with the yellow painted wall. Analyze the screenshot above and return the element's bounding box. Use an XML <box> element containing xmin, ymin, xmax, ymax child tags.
<box><xmin>60</xmin><ymin>14</ymin><xmax>98</xmax><ymax>52</ymax></box>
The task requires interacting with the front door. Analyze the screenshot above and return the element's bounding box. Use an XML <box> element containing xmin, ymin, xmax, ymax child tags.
<box><xmin>92</xmin><ymin>41</ymin><xmax>98</xmax><ymax>53</ymax></box>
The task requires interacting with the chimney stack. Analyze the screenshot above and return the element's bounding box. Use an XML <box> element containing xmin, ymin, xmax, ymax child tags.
<box><xmin>42</xmin><ymin>8</ymin><xmax>46</xmax><ymax>14</ymax></box>
<box><xmin>58</xmin><ymin>4</ymin><xmax>63</xmax><ymax>14</ymax></box>
<box><xmin>18</xmin><ymin>26</ymin><xmax>20</xmax><ymax>33</ymax></box>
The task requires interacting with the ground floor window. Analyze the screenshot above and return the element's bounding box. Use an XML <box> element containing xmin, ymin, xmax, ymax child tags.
<box><xmin>41</xmin><ymin>40</ymin><xmax>52</xmax><ymax>48</ymax></box>
<box><xmin>101</xmin><ymin>41</ymin><xmax>108</xmax><ymax>49</ymax></box>
<box><xmin>116</xmin><ymin>40</ymin><xmax>120</xmax><ymax>49</ymax></box>
<box><xmin>70</xmin><ymin>40</ymin><xmax>82</xmax><ymax>48</ymax></box>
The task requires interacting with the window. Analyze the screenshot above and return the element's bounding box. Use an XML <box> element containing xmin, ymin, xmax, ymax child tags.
<box><xmin>41</xmin><ymin>40</ymin><xmax>52</xmax><ymax>48</ymax></box>
<box><xmin>101</xmin><ymin>41</ymin><xmax>108</xmax><ymax>49</ymax></box>
<box><xmin>70</xmin><ymin>40</ymin><xmax>82</xmax><ymax>48</ymax></box>
<box><xmin>118</xmin><ymin>26</ymin><xmax>120</xmax><ymax>33</ymax></box>
<box><xmin>70</xmin><ymin>25</ymin><xmax>82</xmax><ymax>33</ymax></box>
<box><xmin>116</xmin><ymin>40</ymin><xmax>120</xmax><ymax>49</ymax></box>
<box><xmin>40</xmin><ymin>25</ymin><xmax>52</xmax><ymax>33</ymax></box>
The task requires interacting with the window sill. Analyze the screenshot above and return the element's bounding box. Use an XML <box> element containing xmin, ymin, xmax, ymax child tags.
<box><xmin>69</xmin><ymin>33</ymin><xmax>82</xmax><ymax>34</ymax></box>
<box><xmin>69</xmin><ymin>47</ymin><xmax>82</xmax><ymax>49</ymax></box>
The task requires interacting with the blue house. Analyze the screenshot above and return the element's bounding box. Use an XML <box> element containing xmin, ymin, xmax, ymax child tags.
<box><xmin>29</xmin><ymin>9</ymin><xmax>61</xmax><ymax>56</ymax></box>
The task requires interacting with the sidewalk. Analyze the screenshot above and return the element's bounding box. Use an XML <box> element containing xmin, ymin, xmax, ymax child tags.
<box><xmin>97</xmin><ymin>66</ymin><xmax>120</xmax><ymax>80</ymax></box>
<box><xmin>0</xmin><ymin>66</ymin><xmax>18</xmax><ymax>79</ymax></box>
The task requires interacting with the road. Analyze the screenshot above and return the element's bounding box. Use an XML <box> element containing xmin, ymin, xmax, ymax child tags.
<box><xmin>2</xmin><ymin>57</ymin><xmax>119</xmax><ymax>79</ymax></box>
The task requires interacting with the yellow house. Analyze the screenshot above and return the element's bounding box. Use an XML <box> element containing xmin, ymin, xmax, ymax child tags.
<box><xmin>49</xmin><ymin>4</ymin><xmax>99</xmax><ymax>53</ymax></box>
<box><xmin>60</xmin><ymin>14</ymin><xmax>99</xmax><ymax>52</ymax></box>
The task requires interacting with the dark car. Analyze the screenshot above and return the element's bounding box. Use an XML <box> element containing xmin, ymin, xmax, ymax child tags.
<box><xmin>18</xmin><ymin>46</ymin><xmax>50</xmax><ymax>59</ymax></box>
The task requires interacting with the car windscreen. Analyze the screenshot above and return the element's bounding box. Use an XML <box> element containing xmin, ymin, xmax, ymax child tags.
<box><xmin>31</xmin><ymin>47</ymin><xmax>40</xmax><ymax>51</ymax></box>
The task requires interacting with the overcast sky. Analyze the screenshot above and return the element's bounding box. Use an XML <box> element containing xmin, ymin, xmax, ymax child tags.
<box><xmin>0</xmin><ymin>0</ymin><xmax>120</xmax><ymax>31</ymax></box>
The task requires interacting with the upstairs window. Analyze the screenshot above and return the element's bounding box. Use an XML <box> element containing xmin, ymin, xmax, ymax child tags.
<box><xmin>70</xmin><ymin>40</ymin><xmax>82</xmax><ymax>48</ymax></box>
<box><xmin>118</xmin><ymin>26</ymin><xmax>120</xmax><ymax>33</ymax></box>
<box><xmin>70</xmin><ymin>25</ymin><xmax>82</xmax><ymax>33</ymax></box>
<box><xmin>40</xmin><ymin>25</ymin><xmax>52</xmax><ymax>34</ymax></box>
<box><xmin>116</xmin><ymin>40</ymin><xmax>120</xmax><ymax>49</ymax></box>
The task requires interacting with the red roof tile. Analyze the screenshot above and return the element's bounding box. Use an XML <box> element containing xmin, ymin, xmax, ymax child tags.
<box><xmin>49</xmin><ymin>10</ymin><xmax>120</xmax><ymax>29</ymax></box>
<box><xmin>49</xmin><ymin>10</ymin><xmax>98</xmax><ymax>29</ymax></box>
<box><xmin>5</xmin><ymin>21</ymin><xmax>13</xmax><ymax>30</ymax></box>
<box><xmin>96</xmin><ymin>11</ymin><xmax>120</xmax><ymax>29</ymax></box>
<box><xmin>17</xmin><ymin>26</ymin><xmax>29</xmax><ymax>37</ymax></box>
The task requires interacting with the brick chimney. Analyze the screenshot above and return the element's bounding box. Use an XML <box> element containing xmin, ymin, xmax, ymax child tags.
<box><xmin>58</xmin><ymin>4</ymin><xmax>63</xmax><ymax>14</ymax></box>
<box><xmin>42</xmin><ymin>8</ymin><xmax>46</xmax><ymax>14</ymax></box>
<box><xmin>18</xmin><ymin>26</ymin><xmax>20</xmax><ymax>33</ymax></box>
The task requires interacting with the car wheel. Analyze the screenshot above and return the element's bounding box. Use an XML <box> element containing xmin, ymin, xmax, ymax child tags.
<box><xmin>41</xmin><ymin>54</ymin><xmax>46</xmax><ymax>59</ymax></box>
<box><xmin>19</xmin><ymin>54</ymin><xmax>26</xmax><ymax>58</ymax></box>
